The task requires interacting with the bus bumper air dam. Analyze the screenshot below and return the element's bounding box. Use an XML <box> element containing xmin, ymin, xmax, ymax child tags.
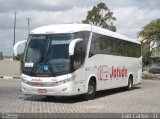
<box><xmin>22</xmin><ymin>82</ymin><xmax>75</xmax><ymax>96</ymax></box>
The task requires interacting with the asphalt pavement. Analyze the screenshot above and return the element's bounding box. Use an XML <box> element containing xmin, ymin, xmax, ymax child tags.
<box><xmin>0</xmin><ymin>78</ymin><xmax>160</xmax><ymax>118</ymax></box>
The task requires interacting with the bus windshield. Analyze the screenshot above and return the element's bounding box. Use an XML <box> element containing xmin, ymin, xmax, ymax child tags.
<box><xmin>23</xmin><ymin>34</ymin><xmax>72</xmax><ymax>77</ymax></box>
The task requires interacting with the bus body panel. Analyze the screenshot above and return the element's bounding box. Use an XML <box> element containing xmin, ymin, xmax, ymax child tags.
<box><xmin>84</xmin><ymin>54</ymin><xmax>142</xmax><ymax>91</ymax></box>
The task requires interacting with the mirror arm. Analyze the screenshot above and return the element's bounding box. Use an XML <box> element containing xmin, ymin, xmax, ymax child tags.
<box><xmin>80</xmin><ymin>47</ymin><xmax>83</xmax><ymax>64</ymax></box>
<box><xmin>69</xmin><ymin>38</ymin><xmax>83</xmax><ymax>56</ymax></box>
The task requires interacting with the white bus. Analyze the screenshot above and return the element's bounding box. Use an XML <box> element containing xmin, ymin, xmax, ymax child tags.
<box><xmin>14</xmin><ymin>24</ymin><xmax>142</xmax><ymax>100</ymax></box>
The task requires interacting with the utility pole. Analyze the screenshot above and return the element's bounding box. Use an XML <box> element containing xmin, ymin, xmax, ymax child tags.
<box><xmin>26</xmin><ymin>18</ymin><xmax>31</xmax><ymax>37</ymax></box>
<box><xmin>13</xmin><ymin>13</ymin><xmax>16</xmax><ymax>47</ymax></box>
<box><xmin>13</xmin><ymin>12</ymin><xmax>16</xmax><ymax>60</ymax></box>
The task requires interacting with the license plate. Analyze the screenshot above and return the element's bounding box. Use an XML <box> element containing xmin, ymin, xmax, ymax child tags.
<box><xmin>38</xmin><ymin>89</ymin><xmax>47</xmax><ymax>93</ymax></box>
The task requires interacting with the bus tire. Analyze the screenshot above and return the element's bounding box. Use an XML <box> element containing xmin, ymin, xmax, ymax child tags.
<box><xmin>126</xmin><ymin>76</ymin><xmax>133</xmax><ymax>91</ymax></box>
<box><xmin>83</xmin><ymin>80</ymin><xmax>96</xmax><ymax>100</ymax></box>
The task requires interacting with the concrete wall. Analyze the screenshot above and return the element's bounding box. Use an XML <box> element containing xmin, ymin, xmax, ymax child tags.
<box><xmin>0</xmin><ymin>60</ymin><xmax>21</xmax><ymax>77</ymax></box>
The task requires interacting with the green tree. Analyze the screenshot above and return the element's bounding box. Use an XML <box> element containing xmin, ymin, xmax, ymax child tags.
<box><xmin>82</xmin><ymin>2</ymin><xmax>116</xmax><ymax>32</ymax></box>
<box><xmin>138</xmin><ymin>18</ymin><xmax>160</xmax><ymax>66</ymax></box>
<box><xmin>14</xmin><ymin>53</ymin><xmax>24</xmax><ymax>61</ymax></box>
<box><xmin>138</xmin><ymin>18</ymin><xmax>160</xmax><ymax>43</ymax></box>
<box><xmin>142</xmin><ymin>50</ymin><xmax>151</xmax><ymax>66</ymax></box>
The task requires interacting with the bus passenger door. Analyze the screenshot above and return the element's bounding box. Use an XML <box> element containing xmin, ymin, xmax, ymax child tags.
<box><xmin>72</xmin><ymin>41</ymin><xmax>86</xmax><ymax>93</ymax></box>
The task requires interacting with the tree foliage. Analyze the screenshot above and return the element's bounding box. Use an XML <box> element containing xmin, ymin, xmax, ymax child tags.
<box><xmin>82</xmin><ymin>2</ymin><xmax>116</xmax><ymax>32</ymax></box>
<box><xmin>142</xmin><ymin>50</ymin><xmax>151</xmax><ymax>67</ymax></box>
<box><xmin>138</xmin><ymin>18</ymin><xmax>160</xmax><ymax>66</ymax></box>
<box><xmin>138</xmin><ymin>18</ymin><xmax>160</xmax><ymax>43</ymax></box>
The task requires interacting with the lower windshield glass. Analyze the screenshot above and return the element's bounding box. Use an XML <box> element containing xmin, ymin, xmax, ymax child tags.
<box><xmin>23</xmin><ymin>34</ymin><xmax>72</xmax><ymax>77</ymax></box>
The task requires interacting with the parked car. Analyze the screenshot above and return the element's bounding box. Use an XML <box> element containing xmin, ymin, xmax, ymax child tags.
<box><xmin>149</xmin><ymin>66</ymin><xmax>160</xmax><ymax>74</ymax></box>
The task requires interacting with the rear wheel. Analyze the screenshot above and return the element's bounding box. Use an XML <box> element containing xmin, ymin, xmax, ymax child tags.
<box><xmin>126</xmin><ymin>76</ymin><xmax>133</xmax><ymax>90</ymax></box>
<box><xmin>83</xmin><ymin>80</ymin><xmax>96</xmax><ymax>100</ymax></box>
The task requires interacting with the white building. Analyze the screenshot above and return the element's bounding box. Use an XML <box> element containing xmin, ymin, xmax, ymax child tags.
<box><xmin>150</xmin><ymin>39</ymin><xmax>160</xmax><ymax>58</ymax></box>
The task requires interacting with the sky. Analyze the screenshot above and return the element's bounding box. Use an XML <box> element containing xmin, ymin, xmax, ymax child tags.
<box><xmin>0</xmin><ymin>0</ymin><xmax>160</xmax><ymax>56</ymax></box>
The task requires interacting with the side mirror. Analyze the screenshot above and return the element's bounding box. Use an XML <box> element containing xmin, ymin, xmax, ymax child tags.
<box><xmin>13</xmin><ymin>40</ymin><xmax>27</xmax><ymax>56</ymax></box>
<box><xmin>69</xmin><ymin>38</ymin><xmax>83</xmax><ymax>56</ymax></box>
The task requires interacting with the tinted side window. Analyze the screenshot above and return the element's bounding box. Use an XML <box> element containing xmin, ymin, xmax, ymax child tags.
<box><xmin>89</xmin><ymin>33</ymin><xmax>102</xmax><ymax>57</ymax></box>
<box><xmin>89</xmin><ymin>32</ymin><xmax>141</xmax><ymax>58</ymax></box>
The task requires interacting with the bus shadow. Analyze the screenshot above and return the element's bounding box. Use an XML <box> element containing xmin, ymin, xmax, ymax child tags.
<box><xmin>95</xmin><ymin>86</ymin><xmax>141</xmax><ymax>99</ymax></box>
<box><xmin>23</xmin><ymin>86</ymin><xmax>141</xmax><ymax>103</ymax></box>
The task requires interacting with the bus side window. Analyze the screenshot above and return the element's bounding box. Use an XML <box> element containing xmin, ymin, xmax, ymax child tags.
<box><xmin>74</xmin><ymin>41</ymin><xmax>84</xmax><ymax>70</ymax></box>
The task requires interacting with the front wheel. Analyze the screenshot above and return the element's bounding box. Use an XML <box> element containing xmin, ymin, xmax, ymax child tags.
<box><xmin>83</xmin><ymin>80</ymin><xmax>96</xmax><ymax>100</ymax></box>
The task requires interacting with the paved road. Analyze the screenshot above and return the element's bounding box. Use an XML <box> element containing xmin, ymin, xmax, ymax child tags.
<box><xmin>0</xmin><ymin>79</ymin><xmax>160</xmax><ymax>115</ymax></box>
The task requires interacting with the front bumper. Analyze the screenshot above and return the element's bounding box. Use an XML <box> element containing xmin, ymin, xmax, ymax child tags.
<box><xmin>22</xmin><ymin>81</ymin><xmax>75</xmax><ymax>96</ymax></box>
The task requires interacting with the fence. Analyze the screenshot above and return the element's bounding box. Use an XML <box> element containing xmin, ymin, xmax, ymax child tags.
<box><xmin>0</xmin><ymin>60</ymin><xmax>21</xmax><ymax>78</ymax></box>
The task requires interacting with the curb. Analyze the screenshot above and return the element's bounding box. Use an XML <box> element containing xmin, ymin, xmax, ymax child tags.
<box><xmin>142</xmin><ymin>73</ymin><xmax>160</xmax><ymax>80</ymax></box>
<box><xmin>0</xmin><ymin>76</ymin><xmax>20</xmax><ymax>79</ymax></box>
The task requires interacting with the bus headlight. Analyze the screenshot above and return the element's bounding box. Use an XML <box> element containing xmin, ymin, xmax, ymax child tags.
<box><xmin>58</xmin><ymin>77</ymin><xmax>74</xmax><ymax>84</ymax></box>
<box><xmin>67</xmin><ymin>77</ymin><xmax>74</xmax><ymax>82</ymax></box>
<box><xmin>21</xmin><ymin>78</ymin><xmax>30</xmax><ymax>85</ymax></box>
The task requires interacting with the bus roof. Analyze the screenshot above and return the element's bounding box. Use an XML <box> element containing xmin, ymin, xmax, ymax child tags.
<box><xmin>31</xmin><ymin>24</ymin><xmax>140</xmax><ymax>44</ymax></box>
